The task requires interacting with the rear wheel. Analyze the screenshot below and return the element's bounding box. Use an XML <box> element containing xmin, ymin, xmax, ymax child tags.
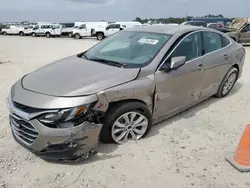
<box><xmin>100</xmin><ymin>102</ymin><xmax>152</xmax><ymax>144</ymax></box>
<box><xmin>96</xmin><ymin>33</ymin><xmax>104</xmax><ymax>40</ymax></box>
<box><xmin>74</xmin><ymin>33</ymin><xmax>81</xmax><ymax>39</ymax></box>
<box><xmin>19</xmin><ymin>31</ymin><xmax>24</xmax><ymax>36</ymax></box>
<box><xmin>215</xmin><ymin>67</ymin><xmax>238</xmax><ymax>98</ymax></box>
<box><xmin>3</xmin><ymin>32</ymin><xmax>7</xmax><ymax>35</ymax></box>
<box><xmin>46</xmin><ymin>32</ymin><xmax>51</xmax><ymax>38</ymax></box>
<box><xmin>31</xmin><ymin>32</ymin><xmax>36</xmax><ymax>37</ymax></box>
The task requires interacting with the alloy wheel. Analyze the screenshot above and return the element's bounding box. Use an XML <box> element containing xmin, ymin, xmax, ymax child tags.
<box><xmin>111</xmin><ymin>112</ymin><xmax>148</xmax><ymax>144</ymax></box>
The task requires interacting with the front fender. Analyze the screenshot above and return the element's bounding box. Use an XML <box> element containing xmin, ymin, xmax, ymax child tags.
<box><xmin>92</xmin><ymin>76</ymin><xmax>155</xmax><ymax>113</ymax></box>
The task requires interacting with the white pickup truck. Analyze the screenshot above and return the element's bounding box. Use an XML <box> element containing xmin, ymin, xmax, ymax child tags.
<box><xmin>94</xmin><ymin>21</ymin><xmax>142</xmax><ymax>40</ymax></box>
<box><xmin>2</xmin><ymin>25</ymin><xmax>25</xmax><ymax>35</ymax></box>
<box><xmin>72</xmin><ymin>22</ymin><xmax>109</xmax><ymax>39</ymax></box>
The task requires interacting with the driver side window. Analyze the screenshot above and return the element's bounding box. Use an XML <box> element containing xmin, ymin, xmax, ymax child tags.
<box><xmin>167</xmin><ymin>32</ymin><xmax>202</xmax><ymax>63</ymax></box>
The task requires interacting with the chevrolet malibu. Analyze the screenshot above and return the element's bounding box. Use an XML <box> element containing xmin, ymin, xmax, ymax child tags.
<box><xmin>7</xmin><ymin>25</ymin><xmax>245</xmax><ymax>160</ymax></box>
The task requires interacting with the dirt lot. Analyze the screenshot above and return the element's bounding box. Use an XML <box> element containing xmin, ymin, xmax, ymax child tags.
<box><xmin>0</xmin><ymin>36</ymin><xmax>250</xmax><ymax>188</ymax></box>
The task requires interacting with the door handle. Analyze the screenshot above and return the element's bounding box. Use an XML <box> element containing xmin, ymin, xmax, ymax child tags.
<box><xmin>198</xmin><ymin>64</ymin><xmax>203</xmax><ymax>70</ymax></box>
<box><xmin>224</xmin><ymin>54</ymin><xmax>229</xmax><ymax>60</ymax></box>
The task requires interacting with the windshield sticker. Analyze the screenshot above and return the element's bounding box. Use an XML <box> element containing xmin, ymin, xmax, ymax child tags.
<box><xmin>138</xmin><ymin>38</ymin><xmax>159</xmax><ymax>45</ymax></box>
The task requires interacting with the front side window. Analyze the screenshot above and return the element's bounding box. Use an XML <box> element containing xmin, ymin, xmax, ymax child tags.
<box><xmin>79</xmin><ymin>24</ymin><xmax>86</xmax><ymax>29</ymax></box>
<box><xmin>203</xmin><ymin>31</ymin><xmax>222</xmax><ymax>54</ymax></box>
<box><xmin>84</xmin><ymin>31</ymin><xmax>172</xmax><ymax>67</ymax></box>
<box><xmin>167</xmin><ymin>32</ymin><xmax>202</xmax><ymax>62</ymax></box>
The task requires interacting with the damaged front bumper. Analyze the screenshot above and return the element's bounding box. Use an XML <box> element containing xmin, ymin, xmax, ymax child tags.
<box><xmin>9</xmin><ymin>114</ymin><xmax>102</xmax><ymax>161</ymax></box>
<box><xmin>7</xmin><ymin>96</ymin><xmax>102</xmax><ymax>161</ymax></box>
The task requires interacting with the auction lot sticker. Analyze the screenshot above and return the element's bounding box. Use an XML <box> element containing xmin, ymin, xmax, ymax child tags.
<box><xmin>138</xmin><ymin>38</ymin><xmax>159</xmax><ymax>45</ymax></box>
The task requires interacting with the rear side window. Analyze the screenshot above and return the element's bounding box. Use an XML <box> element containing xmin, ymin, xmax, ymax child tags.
<box><xmin>203</xmin><ymin>31</ymin><xmax>222</xmax><ymax>54</ymax></box>
<box><xmin>221</xmin><ymin>35</ymin><xmax>230</xmax><ymax>47</ymax></box>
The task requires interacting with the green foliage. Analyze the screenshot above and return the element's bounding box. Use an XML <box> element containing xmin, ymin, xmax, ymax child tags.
<box><xmin>134</xmin><ymin>14</ymin><xmax>225</xmax><ymax>24</ymax></box>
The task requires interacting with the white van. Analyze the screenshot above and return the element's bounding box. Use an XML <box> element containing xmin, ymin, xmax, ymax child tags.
<box><xmin>2</xmin><ymin>25</ymin><xmax>24</xmax><ymax>35</ymax></box>
<box><xmin>31</xmin><ymin>23</ymin><xmax>57</xmax><ymax>37</ymax></box>
<box><xmin>95</xmin><ymin>21</ymin><xmax>142</xmax><ymax>40</ymax></box>
<box><xmin>72</xmin><ymin>22</ymin><xmax>109</xmax><ymax>39</ymax></box>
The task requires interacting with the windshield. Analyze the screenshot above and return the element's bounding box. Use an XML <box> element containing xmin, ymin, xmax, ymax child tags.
<box><xmin>84</xmin><ymin>31</ymin><xmax>172</xmax><ymax>67</ymax></box>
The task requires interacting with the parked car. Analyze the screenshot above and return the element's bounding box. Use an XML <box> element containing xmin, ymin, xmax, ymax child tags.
<box><xmin>207</xmin><ymin>23</ymin><xmax>228</xmax><ymax>33</ymax></box>
<box><xmin>31</xmin><ymin>23</ymin><xmax>57</xmax><ymax>37</ymax></box>
<box><xmin>2</xmin><ymin>25</ymin><xmax>25</xmax><ymax>35</ymax></box>
<box><xmin>226</xmin><ymin>18</ymin><xmax>250</xmax><ymax>43</ymax></box>
<box><xmin>181</xmin><ymin>21</ymin><xmax>207</xmax><ymax>27</ymax></box>
<box><xmin>7</xmin><ymin>25</ymin><xmax>245</xmax><ymax>161</ymax></box>
<box><xmin>94</xmin><ymin>21</ymin><xmax>142</xmax><ymax>40</ymax></box>
<box><xmin>72</xmin><ymin>22</ymin><xmax>109</xmax><ymax>39</ymax></box>
<box><xmin>20</xmin><ymin>25</ymin><xmax>35</xmax><ymax>36</ymax></box>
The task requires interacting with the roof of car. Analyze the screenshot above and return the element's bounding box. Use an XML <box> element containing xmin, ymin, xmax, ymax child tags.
<box><xmin>126</xmin><ymin>24</ymin><xmax>211</xmax><ymax>35</ymax></box>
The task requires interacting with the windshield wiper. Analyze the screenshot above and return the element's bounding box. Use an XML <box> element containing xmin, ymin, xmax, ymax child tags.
<box><xmin>88</xmin><ymin>58</ymin><xmax>128</xmax><ymax>67</ymax></box>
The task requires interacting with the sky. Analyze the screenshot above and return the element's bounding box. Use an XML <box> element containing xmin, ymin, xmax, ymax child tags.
<box><xmin>0</xmin><ymin>0</ymin><xmax>249</xmax><ymax>22</ymax></box>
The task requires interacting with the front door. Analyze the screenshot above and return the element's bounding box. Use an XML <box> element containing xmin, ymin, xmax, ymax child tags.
<box><xmin>239</xmin><ymin>24</ymin><xmax>250</xmax><ymax>43</ymax></box>
<box><xmin>154</xmin><ymin>31</ymin><xmax>205</xmax><ymax>120</ymax></box>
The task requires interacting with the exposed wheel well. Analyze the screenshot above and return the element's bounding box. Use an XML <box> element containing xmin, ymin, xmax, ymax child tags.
<box><xmin>232</xmin><ymin>64</ymin><xmax>239</xmax><ymax>79</ymax></box>
<box><xmin>108</xmin><ymin>99</ymin><xmax>148</xmax><ymax>113</ymax></box>
<box><xmin>232</xmin><ymin>64</ymin><xmax>239</xmax><ymax>72</ymax></box>
<box><xmin>96</xmin><ymin>32</ymin><xmax>104</xmax><ymax>35</ymax></box>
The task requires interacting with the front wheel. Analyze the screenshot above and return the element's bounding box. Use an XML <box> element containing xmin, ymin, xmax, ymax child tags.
<box><xmin>31</xmin><ymin>32</ymin><xmax>36</xmax><ymax>37</ymax></box>
<box><xmin>100</xmin><ymin>102</ymin><xmax>152</xmax><ymax>144</ymax></box>
<box><xmin>46</xmin><ymin>32</ymin><xmax>51</xmax><ymax>38</ymax></box>
<box><xmin>19</xmin><ymin>31</ymin><xmax>24</xmax><ymax>36</ymax></box>
<box><xmin>215</xmin><ymin>67</ymin><xmax>238</xmax><ymax>98</ymax></box>
<box><xmin>3</xmin><ymin>32</ymin><xmax>7</xmax><ymax>35</ymax></box>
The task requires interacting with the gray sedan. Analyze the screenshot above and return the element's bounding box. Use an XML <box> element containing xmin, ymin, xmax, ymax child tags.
<box><xmin>7</xmin><ymin>25</ymin><xmax>245</xmax><ymax>160</ymax></box>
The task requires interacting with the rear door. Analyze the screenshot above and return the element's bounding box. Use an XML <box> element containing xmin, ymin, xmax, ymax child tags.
<box><xmin>200</xmin><ymin>31</ymin><xmax>232</xmax><ymax>98</ymax></box>
<box><xmin>239</xmin><ymin>24</ymin><xmax>250</xmax><ymax>43</ymax></box>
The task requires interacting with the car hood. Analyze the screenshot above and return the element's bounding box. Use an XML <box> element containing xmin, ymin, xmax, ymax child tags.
<box><xmin>22</xmin><ymin>55</ymin><xmax>140</xmax><ymax>97</ymax></box>
<box><xmin>228</xmin><ymin>18</ymin><xmax>248</xmax><ymax>31</ymax></box>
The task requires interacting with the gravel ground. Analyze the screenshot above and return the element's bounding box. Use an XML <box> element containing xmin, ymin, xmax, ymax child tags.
<box><xmin>0</xmin><ymin>36</ymin><xmax>250</xmax><ymax>188</ymax></box>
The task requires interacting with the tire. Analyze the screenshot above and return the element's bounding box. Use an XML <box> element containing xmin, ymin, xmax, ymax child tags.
<box><xmin>19</xmin><ymin>31</ymin><xmax>24</xmax><ymax>36</ymax></box>
<box><xmin>74</xmin><ymin>33</ymin><xmax>81</xmax><ymax>39</ymax></box>
<box><xmin>68</xmin><ymin>33</ymin><xmax>72</xmax><ymax>38</ymax></box>
<box><xmin>31</xmin><ymin>32</ymin><xmax>36</xmax><ymax>37</ymax></box>
<box><xmin>3</xmin><ymin>32</ymin><xmax>7</xmax><ymax>35</ymax></box>
<box><xmin>215</xmin><ymin>67</ymin><xmax>238</xmax><ymax>98</ymax></box>
<box><xmin>46</xmin><ymin>32</ymin><xmax>51</xmax><ymax>38</ymax></box>
<box><xmin>96</xmin><ymin>33</ymin><xmax>104</xmax><ymax>40</ymax></box>
<box><xmin>100</xmin><ymin>102</ymin><xmax>152</xmax><ymax>144</ymax></box>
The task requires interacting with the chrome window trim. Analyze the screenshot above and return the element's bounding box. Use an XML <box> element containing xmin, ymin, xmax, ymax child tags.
<box><xmin>7</xmin><ymin>96</ymin><xmax>58</xmax><ymax>121</ymax></box>
<box><xmin>156</xmin><ymin>29</ymin><xmax>232</xmax><ymax>72</ymax></box>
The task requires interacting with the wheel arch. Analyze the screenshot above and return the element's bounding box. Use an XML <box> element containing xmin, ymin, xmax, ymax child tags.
<box><xmin>92</xmin><ymin>78</ymin><xmax>155</xmax><ymax>114</ymax></box>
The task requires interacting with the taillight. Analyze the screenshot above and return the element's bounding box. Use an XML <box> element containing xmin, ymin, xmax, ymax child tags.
<box><xmin>243</xmin><ymin>47</ymin><xmax>246</xmax><ymax>55</ymax></box>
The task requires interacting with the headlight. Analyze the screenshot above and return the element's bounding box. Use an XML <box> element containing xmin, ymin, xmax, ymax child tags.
<box><xmin>38</xmin><ymin>105</ymin><xmax>89</xmax><ymax>126</ymax></box>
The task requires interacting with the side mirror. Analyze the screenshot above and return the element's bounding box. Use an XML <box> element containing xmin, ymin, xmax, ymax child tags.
<box><xmin>170</xmin><ymin>56</ymin><xmax>186</xmax><ymax>69</ymax></box>
<box><xmin>160</xmin><ymin>56</ymin><xmax>186</xmax><ymax>71</ymax></box>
